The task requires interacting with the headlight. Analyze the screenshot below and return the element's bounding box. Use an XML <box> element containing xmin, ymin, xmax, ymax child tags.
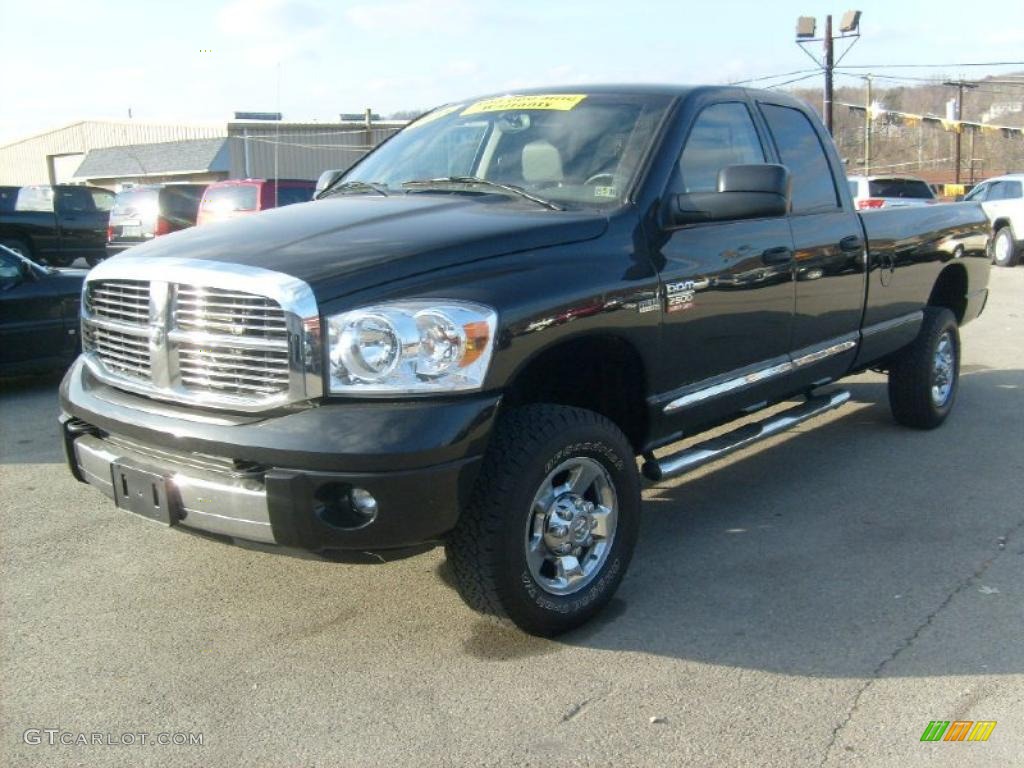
<box><xmin>327</xmin><ymin>300</ymin><xmax>497</xmax><ymax>394</ymax></box>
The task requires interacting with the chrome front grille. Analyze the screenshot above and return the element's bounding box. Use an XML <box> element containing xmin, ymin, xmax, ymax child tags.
<box><xmin>177</xmin><ymin>342</ymin><xmax>291</xmax><ymax>396</ymax></box>
<box><xmin>80</xmin><ymin>259</ymin><xmax>322</xmax><ymax>411</ymax></box>
<box><xmin>82</xmin><ymin>323</ymin><xmax>151</xmax><ymax>380</ymax></box>
<box><xmin>85</xmin><ymin>280</ymin><xmax>150</xmax><ymax>324</ymax></box>
<box><xmin>174</xmin><ymin>286</ymin><xmax>289</xmax><ymax>340</ymax></box>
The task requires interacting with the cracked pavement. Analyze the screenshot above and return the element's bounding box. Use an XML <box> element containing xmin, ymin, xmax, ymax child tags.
<box><xmin>2</xmin><ymin>268</ymin><xmax>1022</xmax><ymax>767</ymax></box>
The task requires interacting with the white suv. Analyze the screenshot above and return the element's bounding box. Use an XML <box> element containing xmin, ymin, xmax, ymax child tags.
<box><xmin>847</xmin><ymin>175</ymin><xmax>937</xmax><ymax>211</ymax></box>
<box><xmin>964</xmin><ymin>174</ymin><xmax>1024</xmax><ymax>267</ymax></box>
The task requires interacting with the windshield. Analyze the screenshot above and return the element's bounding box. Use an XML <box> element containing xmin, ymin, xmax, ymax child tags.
<box><xmin>340</xmin><ymin>92</ymin><xmax>672</xmax><ymax>208</ymax></box>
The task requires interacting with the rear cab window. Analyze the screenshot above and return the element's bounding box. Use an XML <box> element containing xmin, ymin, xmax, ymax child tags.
<box><xmin>111</xmin><ymin>188</ymin><xmax>159</xmax><ymax>221</ymax></box>
<box><xmin>867</xmin><ymin>178</ymin><xmax>934</xmax><ymax>199</ymax></box>
<box><xmin>159</xmin><ymin>185</ymin><xmax>206</xmax><ymax>225</ymax></box>
<box><xmin>759</xmin><ymin>103</ymin><xmax>839</xmax><ymax>213</ymax></box>
<box><xmin>202</xmin><ymin>184</ymin><xmax>259</xmax><ymax>213</ymax></box>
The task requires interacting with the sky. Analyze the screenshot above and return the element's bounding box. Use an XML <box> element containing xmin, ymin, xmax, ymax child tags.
<box><xmin>1</xmin><ymin>0</ymin><xmax>1023</xmax><ymax>145</ymax></box>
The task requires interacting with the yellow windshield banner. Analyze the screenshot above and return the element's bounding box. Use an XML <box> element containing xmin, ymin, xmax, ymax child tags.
<box><xmin>462</xmin><ymin>94</ymin><xmax>588</xmax><ymax>115</ymax></box>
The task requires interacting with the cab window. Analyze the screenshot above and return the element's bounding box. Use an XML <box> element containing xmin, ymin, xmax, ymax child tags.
<box><xmin>964</xmin><ymin>183</ymin><xmax>988</xmax><ymax>202</ymax></box>
<box><xmin>761</xmin><ymin>103</ymin><xmax>839</xmax><ymax>213</ymax></box>
<box><xmin>671</xmin><ymin>102</ymin><xmax>765</xmax><ymax>194</ymax></box>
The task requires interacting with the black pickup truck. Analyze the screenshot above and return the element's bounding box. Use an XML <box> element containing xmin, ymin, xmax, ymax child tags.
<box><xmin>0</xmin><ymin>184</ymin><xmax>114</xmax><ymax>267</ymax></box>
<box><xmin>59</xmin><ymin>86</ymin><xmax>990</xmax><ymax>635</ymax></box>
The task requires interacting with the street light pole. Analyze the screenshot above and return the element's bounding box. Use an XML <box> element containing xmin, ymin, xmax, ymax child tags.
<box><xmin>795</xmin><ymin>11</ymin><xmax>860</xmax><ymax>137</ymax></box>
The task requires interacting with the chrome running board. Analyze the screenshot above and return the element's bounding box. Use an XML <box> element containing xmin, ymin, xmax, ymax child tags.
<box><xmin>642</xmin><ymin>390</ymin><xmax>851</xmax><ymax>482</ymax></box>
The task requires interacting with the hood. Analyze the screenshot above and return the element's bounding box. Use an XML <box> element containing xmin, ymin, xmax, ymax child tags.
<box><xmin>109</xmin><ymin>195</ymin><xmax>608</xmax><ymax>300</ymax></box>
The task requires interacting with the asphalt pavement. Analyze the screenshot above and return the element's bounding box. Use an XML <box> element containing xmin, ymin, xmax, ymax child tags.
<box><xmin>2</xmin><ymin>268</ymin><xmax>1022</xmax><ymax>767</ymax></box>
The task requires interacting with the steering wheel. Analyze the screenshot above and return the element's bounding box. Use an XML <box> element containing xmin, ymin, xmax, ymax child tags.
<box><xmin>584</xmin><ymin>172</ymin><xmax>616</xmax><ymax>186</ymax></box>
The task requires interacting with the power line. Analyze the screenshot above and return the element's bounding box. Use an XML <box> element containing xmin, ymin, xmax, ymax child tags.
<box><xmin>838</xmin><ymin>61</ymin><xmax>1024</xmax><ymax>69</ymax></box>
<box><xmin>728</xmin><ymin>68</ymin><xmax>820</xmax><ymax>86</ymax></box>
<box><xmin>767</xmin><ymin>73</ymin><xmax>822</xmax><ymax>89</ymax></box>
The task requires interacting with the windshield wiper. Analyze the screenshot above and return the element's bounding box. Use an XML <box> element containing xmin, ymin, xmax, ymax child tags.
<box><xmin>402</xmin><ymin>176</ymin><xmax>562</xmax><ymax>211</ymax></box>
<box><xmin>320</xmin><ymin>180</ymin><xmax>390</xmax><ymax>198</ymax></box>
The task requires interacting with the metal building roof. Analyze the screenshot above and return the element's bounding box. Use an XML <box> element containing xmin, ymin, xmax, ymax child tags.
<box><xmin>73</xmin><ymin>137</ymin><xmax>231</xmax><ymax>178</ymax></box>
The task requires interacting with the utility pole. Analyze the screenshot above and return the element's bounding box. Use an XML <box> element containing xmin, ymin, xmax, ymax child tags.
<box><xmin>795</xmin><ymin>11</ymin><xmax>860</xmax><ymax>137</ymax></box>
<box><xmin>863</xmin><ymin>75</ymin><xmax>872</xmax><ymax>174</ymax></box>
<box><xmin>943</xmin><ymin>79</ymin><xmax>977</xmax><ymax>184</ymax></box>
<box><xmin>823</xmin><ymin>15</ymin><xmax>834</xmax><ymax>134</ymax></box>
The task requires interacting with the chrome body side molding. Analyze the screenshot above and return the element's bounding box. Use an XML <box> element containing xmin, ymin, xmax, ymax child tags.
<box><xmin>662</xmin><ymin>335</ymin><xmax>858</xmax><ymax>414</ymax></box>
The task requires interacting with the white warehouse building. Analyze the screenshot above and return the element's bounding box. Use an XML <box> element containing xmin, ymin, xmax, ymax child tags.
<box><xmin>0</xmin><ymin>117</ymin><xmax>406</xmax><ymax>189</ymax></box>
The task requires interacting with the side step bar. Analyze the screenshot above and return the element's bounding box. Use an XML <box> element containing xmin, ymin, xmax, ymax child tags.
<box><xmin>642</xmin><ymin>390</ymin><xmax>851</xmax><ymax>482</ymax></box>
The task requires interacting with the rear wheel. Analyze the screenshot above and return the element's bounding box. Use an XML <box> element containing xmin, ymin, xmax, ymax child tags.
<box><xmin>888</xmin><ymin>307</ymin><xmax>960</xmax><ymax>429</ymax></box>
<box><xmin>992</xmin><ymin>227</ymin><xmax>1018</xmax><ymax>267</ymax></box>
<box><xmin>85</xmin><ymin>253</ymin><xmax>107</xmax><ymax>268</ymax></box>
<box><xmin>445</xmin><ymin>404</ymin><xmax>640</xmax><ymax>636</ymax></box>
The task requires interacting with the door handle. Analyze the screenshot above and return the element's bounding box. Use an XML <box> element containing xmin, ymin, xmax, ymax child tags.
<box><xmin>839</xmin><ymin>235</ymin><xmax>863</xmax><ymax>252</ymax></box>
<box><xmin>760</xmin><ymin>246</ymin><xmax>794</xmax><ymax>265</ymax></box>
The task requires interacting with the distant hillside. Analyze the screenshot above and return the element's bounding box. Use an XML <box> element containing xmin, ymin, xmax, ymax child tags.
<box><xmin>788</xmin><ymin>72</ymin><xmax>1024</xmax><ymax>182</ymax></box>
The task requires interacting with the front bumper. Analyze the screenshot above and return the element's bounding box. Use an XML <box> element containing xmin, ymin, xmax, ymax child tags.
<box><xmin>60</xmin><ymin>358</ymin><xmax>499</xmax><ymax>553</ymax></box>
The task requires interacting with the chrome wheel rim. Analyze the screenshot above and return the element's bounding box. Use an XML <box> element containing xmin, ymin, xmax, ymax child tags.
<box><xmin>525</xmin><ymin>457</ymin><xmax>618</xmax><ymax>596</ymax></box>
<box><xmin>994</xmin><ymin>232</ymin><xmax>1011</xmax><ymax>262</ymax></box>
<box><xmin>931</xmin><ymin>332</ymin><xmax>955</xmax><ymax>406</ymax></box>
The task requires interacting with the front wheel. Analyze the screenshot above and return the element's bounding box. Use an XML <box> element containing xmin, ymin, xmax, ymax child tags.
<box><xmin>991</xmin><ymin>227</ymin><xmax>1018</xmax><ymax>267</ymax></box>
<box><xmin>888</xmin><ymin>307</ymin><xmax>960</xmax><ymax>429</ymax></box>
<box><xmin>445</xmin><ymin>404</ymin><xmax>640</xmax><ymax>636</ymax></box>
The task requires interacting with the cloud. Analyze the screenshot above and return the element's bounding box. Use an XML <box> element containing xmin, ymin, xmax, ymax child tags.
<box><xmin>215</xmin><ymin>0</ymin><xmax>329</xmax><ymax>66</ymax></box>
<box><xmin>344</xmin><ymin>0</ymin><xmax>476</xmax><ymax>34</ymax></box>
<box><xmin>217</xmin><ymin>0</ymin><xmax>327</xmax><ymax>37</ymax></box>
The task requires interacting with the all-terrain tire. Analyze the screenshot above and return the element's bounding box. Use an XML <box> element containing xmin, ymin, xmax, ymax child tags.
<box><xmin>888</xmin><ymin>307</ymin><xmax>960</xmax><ymax>429</ymax></box>
<box><xmin>445</xmin><ymin>404</ymin><xmax>640</xmax><ymax>636</ymax></box>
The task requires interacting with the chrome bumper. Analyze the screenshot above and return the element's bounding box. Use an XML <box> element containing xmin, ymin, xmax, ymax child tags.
<box><xmin>74</xmin><ymin>434</ymin><xmax>275</xmax><ymax>544</ymax></box>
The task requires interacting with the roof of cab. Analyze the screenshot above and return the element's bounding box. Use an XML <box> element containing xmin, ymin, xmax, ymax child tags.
<box><xmin>454</xmin><ymin>83</ymin><xmax>807</xmax><ymax>105</ymax></box>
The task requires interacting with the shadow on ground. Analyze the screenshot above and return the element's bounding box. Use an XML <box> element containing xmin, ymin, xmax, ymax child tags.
<box><xmin>447</xmin><ymin>368</ymin><xmax>1024</xmax><ymax>678</ymax></box>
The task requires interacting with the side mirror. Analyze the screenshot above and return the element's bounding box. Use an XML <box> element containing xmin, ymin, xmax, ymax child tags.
<box><xmin>314</xmin><ymin>169</ymin><xmax>345</xmax><ymax>198</ymax></box>
<box><xmin>670</xmin><ymin>164</ymin><xmax>790</xmax><ymax>226</ymax></box>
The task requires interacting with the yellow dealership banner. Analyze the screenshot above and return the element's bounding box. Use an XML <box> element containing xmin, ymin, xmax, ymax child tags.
<box><xmin>462</xmin><ymin>94</ymin><xmax>588</xmax><ymax>115</ymax></box>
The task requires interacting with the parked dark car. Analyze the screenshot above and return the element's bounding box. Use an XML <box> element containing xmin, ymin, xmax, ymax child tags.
<box><xmin>105</xmin><ymin>184</ymin><xmax>208</xmax><ymax>262</ymax></box>
<box><xmin>0</xmin><ymin>245</ymin><xmax>85</xmax><ymax>375</ymax></box>
<box><xmin>61</xmin><ymin>85</ymin><xmax>990</xmax><ymax>636</ymax></box>
<box><xmin>196</xmin><ymin>178</ymin><xmax>316</xmax><ymax>226</ymax></box>
<box><xmin>0</xmin><ymin>184</ymin><xmax>114</xmax><ymax>267</ymax></box>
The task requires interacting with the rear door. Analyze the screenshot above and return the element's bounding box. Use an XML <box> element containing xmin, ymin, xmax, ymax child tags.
<box><xmin>757</xmin><ymin>100</ymin><xmax>865</xmax><ymax>384</ymax></box>
<box><xmin>653</xmin><ymin>98</ymin><xmax>796</xmax><ymax>427</ymax></box>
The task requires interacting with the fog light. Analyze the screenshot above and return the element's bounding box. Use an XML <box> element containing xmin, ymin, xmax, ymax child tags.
<box><xmin>350</xmin><ymin>488</ymin><xmax>378</xmax><ymax>521</ymax></box>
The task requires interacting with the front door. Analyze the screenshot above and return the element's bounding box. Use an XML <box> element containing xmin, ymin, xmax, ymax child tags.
<box><xmin>653</xmin><ymin>100</ymin><xmax>796</xmax><ymax>430</ymax></box>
